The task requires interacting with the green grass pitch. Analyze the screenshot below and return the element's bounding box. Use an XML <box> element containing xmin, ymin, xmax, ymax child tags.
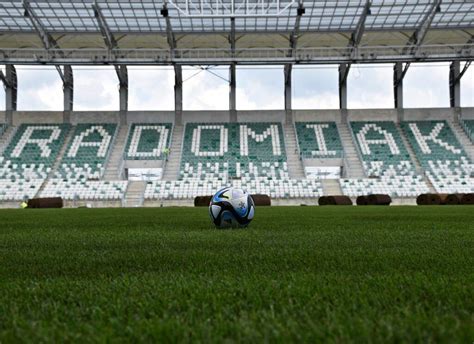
<box><xmin>0</xmin><ymin>206</ymin><xmax>473</xmax><ymax>342</ymax></box>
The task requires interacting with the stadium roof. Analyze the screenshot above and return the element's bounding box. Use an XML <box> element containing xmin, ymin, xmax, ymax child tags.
<box><xmin>0</xmin><ymin>0</ymin><xmax>472</xmax><ymax>64</ymax></box>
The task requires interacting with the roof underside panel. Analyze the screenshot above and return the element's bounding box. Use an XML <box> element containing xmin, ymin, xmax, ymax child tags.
<box><xmin>0</xmin><ymin>0</ymin><xmax>472</xmax><ymax>34</ymax></box>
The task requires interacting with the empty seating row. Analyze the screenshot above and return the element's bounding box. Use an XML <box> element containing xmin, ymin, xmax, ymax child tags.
<box><xmin>41</xmin><ymin>179</ymin><xmax>127</xmax><ymax>201</ymax></box>
<box><xmin>351</xmin><ymin>121</ymin><xmax>416</xmax><ymax>177</ymax></box>
<box><xmin>295</xmin><ymin>122</ymin><xmax>343</xmax><ymax>158</ymax></box>
<box><xmin>340</xmin><ymin>175</ymin><xmax>429</xmax><ymax>198</ymax></box>
<box><xmin>145</xmin><ymin>178</ymin><xmax>323</xmax><ymax>200</ymax></box>
<box><xmin>401</xmin><ymin>120</ymin><xmax>473</xmax><ymax>194</ymax></box>
<box><xmin>0</xmin><ymin>178</ymin><xmax>43</xmax><ymax>201</ymax></box>
<box><xmin>124</xmin><ymin>123</ymin><xmax>173</xmax><ymax>160</ymax></box>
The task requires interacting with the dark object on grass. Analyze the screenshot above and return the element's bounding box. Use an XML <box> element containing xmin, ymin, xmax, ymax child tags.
<box><xmin>417</xmin><ymin>193</ymin><xmax>449</xmax><ymax>205</ymax></box>
<box><xmin>319</xmin><ymin>195</ymin><xmax>352</xmax><ymax>206</ymax></box>
<box><xmin>446</xmin><ymin>193</ymin><xmax>464</xmax><ymax>205</ymax></box>
<box><xmin>194</xmin><ymin>194</ymin><xmax>270</xmax><ymax>207</ymax></box>
<box><xmin>356</xmin><ymin>195</ymin><xmax>368</xmax><ymax>206</ymax></box>
<box><xmin>251</xmin><ymin>194</ymin><xmax>271</xmax><ymax>206</ymax></box>
<box><xmin>194</xmin><ymin>196</ymin><xmax>212</xmax><ymax>207</ymax></box>
<box><xmin>27</xmin><ymin>197</ymin><xmax>63</xmax><ymax>209</ymax></box>
<box><xmin>461</xmin><ymin>193</ymin><xmax>474</xmax><ymax>205</ymax></box>
<box><xmin>367</xmin><ymin>194</ymin><xmax>392</xmax><ymax>206</ymax></box>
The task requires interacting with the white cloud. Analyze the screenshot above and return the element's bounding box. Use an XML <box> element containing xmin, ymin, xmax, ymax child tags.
<box><xmin>17</xmin><ymin>67</ymin><xmax>63</xmax><ymax>111</ymax></box>
<box><xmin>347</xmin><ymin>64</ymin><xmax>394</xmax><ymax>109</ymax></box>
<box><xmin>128</xmin><ymin>67</ymin><xmax>174</xmax><ymax>110</ymax></box>
<box><xmin>183</xmin><ymin>67</ymin><xmax>229</xmax><ymax>110</ymax></box>
<box><xmin>293</xmin><ymin>66</ymin><xmax>339</xmax><ymax>109</ymax></box>
<box><xmin>461</xmin><ymin>63</ymin><xmax>474</xmax><ymax>107</ymax></box>
<box><xmin>404</xmin><ymin>63</ymin><xmax>450</xmax><ymax>108</ymax></box>
<box><xmin>73</xmin><ymin>67</ymin><xmax>118</xmax><ymax>111</ymax></box>
<box><xmin>236</xmin><ymin>67</ymin><xmax>284</xmax><ymax>110</ymax></box>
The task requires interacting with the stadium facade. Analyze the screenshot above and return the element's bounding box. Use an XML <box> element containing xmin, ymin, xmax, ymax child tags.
<box><xmin>0</xmin><ymin>0</ymin><xmax>472</xmax><ymax>207</ymax></box>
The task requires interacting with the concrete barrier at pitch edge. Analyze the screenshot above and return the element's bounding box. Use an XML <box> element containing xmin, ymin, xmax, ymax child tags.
<box><xmin>318</xmin><ymin>195</ymin><xmax>353</xmax><ymax>206</ymax></box>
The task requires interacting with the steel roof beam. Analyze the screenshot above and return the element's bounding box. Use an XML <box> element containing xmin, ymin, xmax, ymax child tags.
<box><xmin>92</xmin><ymin>1</ymin><xmax>118</xmax><ymax>50</ymax></box>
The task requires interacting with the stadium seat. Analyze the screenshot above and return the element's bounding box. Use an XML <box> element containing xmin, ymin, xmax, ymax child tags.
<box><xmin>401</xmin><ymin>120</ymin><xmax>473</xmax><ymax>194</ymax></box>
<box><xmin>124</xmin><ymin>123</ymin><xmax>173</xmax><ymax>160</ymax></box>
<box><xmin>295</xmin><ymin>122</ymin><xmax>343</xmax><ymax>158</ymax></box>
<box><xmin>56</xmin><ymin>123</ymin><xmax>117</xmax><ymax>180</ymax></box>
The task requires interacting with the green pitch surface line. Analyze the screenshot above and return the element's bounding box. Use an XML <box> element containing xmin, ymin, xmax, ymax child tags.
<box><xmin>0</xmin><ymin>207</ymin><xmax>473</xmax><ymax>342</ymax></box>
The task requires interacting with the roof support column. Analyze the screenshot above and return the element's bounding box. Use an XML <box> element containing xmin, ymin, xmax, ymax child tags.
<box><xmin>284</xmin><ymin>65</ymin><xmax>292</xmax><ymax>124</ymax></box>
<box><xmin>63</xmin><ymin>65</ymin><xmax>73</xmax><ymax>112</ymax></box>
<box><xmin>393</xmin><ymin>62</ymin><xmax>404</xmax><ymax>109</ymax></box>
<box><xmin>229</xmin><ymin>63</ymin><xmax>237</xmax><ymax>122</ymax></box>
<box><xmin>338</xmin><ymin>63</ymin><xmax>349</xmax><ymax>110</ymax></box>
<box><xmin>174</xmin><ymin>65</ymin><xmax>183</xmax><ymax>125</ymax></box>
<box><xmin>449</xmin><ymin>61</ymin><xmax>461</xmax><ymax>108</ymax></box>
<box><xmin>0</xmin><ymin>65</ymin><xmax>17</xmax><ymax>124</ymax></box>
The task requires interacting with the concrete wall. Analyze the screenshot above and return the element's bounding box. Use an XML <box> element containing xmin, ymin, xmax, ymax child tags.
<box><xmin>127</xmin><ymin>111</ymin><xmax>175</xmax><ymax>124</ymax></box>
<box><xmin>6</xmin><ymin>107</ymin><xmax>474</xmax><ymax>125</ymax></box>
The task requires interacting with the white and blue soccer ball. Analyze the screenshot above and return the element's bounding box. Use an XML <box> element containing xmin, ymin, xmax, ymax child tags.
<box><xmin>209</xmin><ymin>187</ymin><xmax>255</xmax><ymax>228</ymax></box>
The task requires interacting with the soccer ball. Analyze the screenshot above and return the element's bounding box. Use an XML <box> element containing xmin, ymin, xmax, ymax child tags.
<box><xmin>209</xmin><ymin>187</ymin><xmax>255</xmax><ymax>228</ymax></box>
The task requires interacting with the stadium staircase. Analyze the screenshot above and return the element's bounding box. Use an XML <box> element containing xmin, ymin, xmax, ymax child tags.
<box><xmin>103</xmin><ymin>125</ymin><xmax>128</xmax><ymax>180</ymax></box>
<box><xmin>321</xmin><ymin>179</ymin><xmax>342</xmax><ymax>195</ymax></box>
<box><xmin>449</xmin><ymin>120</ymin><xmax>474</xmax><ymax>161</ymax></box>
<box><xmin>162</xmin><ymin>125</ymin><xmax>184</xmax><ymax>181</ymax></box>
<box><xmin>0</xmin><ymin>126</ymin><xmax>17</xmax><ymax>155</ymax></box>
<box><xmin>336</xmin><ymin>122</ymin><xmax>365</xmax><ymax>178</ymax></box>
<box><xmin>283</xmin><ymin>124</ymin><xmax>305</xmax><ymax>179</ymax></box>
<box><xmin>396</xmin><ymin>122</ymin><xmax>436</xmax><ymax>193</ymax></box>
<box><xmin>124</xmin><ymin>180</ymin><xmax>146</xmax><ymax>207</ymax></box>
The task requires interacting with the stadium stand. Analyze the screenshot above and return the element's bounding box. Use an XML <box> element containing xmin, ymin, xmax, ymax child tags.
<box><xmin>39</xmin><ymin>123</ymin><xmax>128</xmax><ymax>202</ymax></box>
<box><xmin>124</xmin><ymin>123</ymin><xmax>173</xmax><ymax>160</ymax></box>
<box><xmin>0</xmin><ymin>124</ymin><xmax>70</xmax><ymax>200</ymax></box>
<box><xmin>401</xmin><ymin>120</ymin><xmax>473</xmax><ymax>194</ymax></box>
<box><xmin>339</xmin><ymin>121</ymin><xmax>429</xmax><ymax>197</ymax></box>
<box><xmin>461</xmin><ymin>120</ymin><xmax>474</xmax><ymax>143</ymax></box>
<box><xmin>295</xmin><ymin>122</ymin><xmax>343</xmax><ymax>158</ymax></box>
<box><xmin>144</xmin><ymin>122</ymin><xmax>323</xmax><ymax>200</ymax></box>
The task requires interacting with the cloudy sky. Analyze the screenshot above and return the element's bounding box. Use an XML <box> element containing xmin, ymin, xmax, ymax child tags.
<box><xmin>0</xmin><ymin>62</ymin><xmax>472</xmax><ymax>111</ymax></box>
